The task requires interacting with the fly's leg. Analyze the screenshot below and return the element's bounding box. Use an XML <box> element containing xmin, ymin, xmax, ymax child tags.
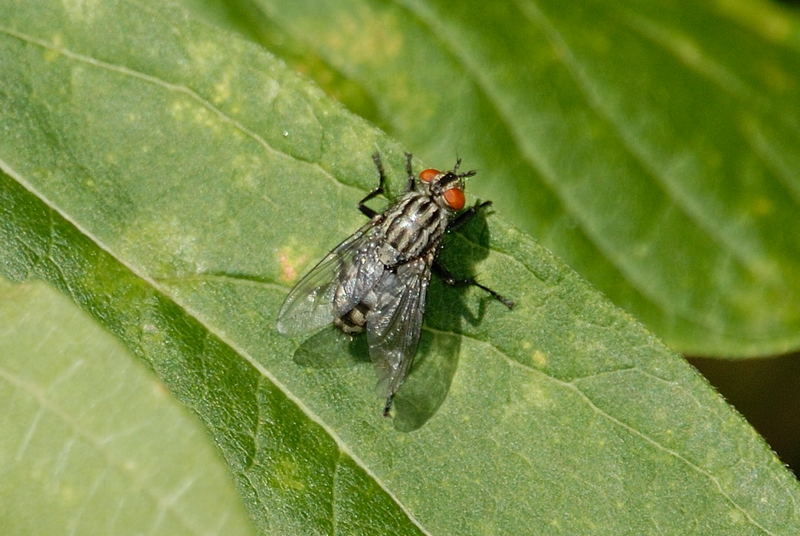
<box><xmin>404</xmin><ymin>152</ymin><xmax>416</xmax><ymax>192</ymax></box>
<box><xmin>448</xmin><ymin>200</ymin><xmax>493</xmax><ymax>232</ymax></box>
<box><xmin>359</xmin><ymin>152</ymin><xmax>388</xmax><ymax>218</ymax></box>
<box><xmin>382</xmin><ymin>393</ymin><xmax>395</xmax><ymax>417</ymax></box>
<box><xmin>433</xmin><ymin>260</ymin><xmax>515</xmax><ymax>309</ymax></box>
<box><xmin>440</xmin><ymin>199</ymin><xmax>513</xmax><ymax>307</ymax></box>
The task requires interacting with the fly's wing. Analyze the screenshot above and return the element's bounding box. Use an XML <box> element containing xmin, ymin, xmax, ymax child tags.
<box><xmin>365</xmin><ymin>254</ymin><xmax>432</xmax><ymax>405</ymax></box>
<box><xmin>277</xmin><ymin>223</ymin><xmax>383</xmax><ymax>336</ymax></box>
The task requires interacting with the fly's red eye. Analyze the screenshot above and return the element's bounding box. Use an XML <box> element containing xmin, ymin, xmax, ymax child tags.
<box><xmin>443</xmin><ymin>188</ymin><xmax>465</xmax><ymax>211</ymax></box>
<box><xmin>419</xmin><ymin>169</ymin><xmax>440</xmax><ymax>182</ymax></box>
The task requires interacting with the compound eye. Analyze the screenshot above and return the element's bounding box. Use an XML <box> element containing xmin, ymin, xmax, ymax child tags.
<box><xmin>443</xmin><ymin>188</ymin><xmax>465</xmax><ymax>210</ymax></box>
<box><xmin>419</xmin><ymin>168</ymin><xmax>440</xmax><ymax>182</ymax></box>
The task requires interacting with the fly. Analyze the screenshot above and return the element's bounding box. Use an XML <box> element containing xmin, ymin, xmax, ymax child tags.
<box><xmin>277</xmin><ymin>153</ymin><xmax>514</xmax><ymax>416</ymax></box>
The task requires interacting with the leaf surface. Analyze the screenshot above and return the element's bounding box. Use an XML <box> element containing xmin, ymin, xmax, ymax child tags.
<box><xmin>0</xmin><ymin>2</ymin><xmax>798</xmax><ymax>535</ymax></box>
<box><xmin>0</xmin><ymin>277</ymin><xmax>254</xmax><ymax>536</ymax></box>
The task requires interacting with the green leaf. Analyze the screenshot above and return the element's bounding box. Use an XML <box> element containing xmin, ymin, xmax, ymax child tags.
<box><xmin>0</xmin><ymin>277</ymin><xmax>254</xmax><ymax>536</ymax></box>
<box><xmin>0</xmin><ymin>1</ymin><xmax>798</xmax><ymax>535</ymax></box>
<box><xmin>179</xmin><ymin>0</ymin><xmax>800</xmax><ymax>357</ymax></box>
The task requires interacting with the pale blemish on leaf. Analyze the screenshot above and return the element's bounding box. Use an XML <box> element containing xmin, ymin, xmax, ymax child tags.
<box><xmin>277</xmin><ymin>246</ymin><xmax>309</xmax><ymax>284</ymax></box>
<box><xmin>61</xmin><ymin>0</ymin><xmax>100</xmax><ymax>22</ymax></box>
<box><xmin>212</xmin><ymin>70</ymin><xmax>233</xmax><ymax>105</ymax></box>
<box><xmin>522</xmin><ymin>382</ymin><xmax>553</xmax><ymax>409</ymax></box>
<box><xmin>633</xmin><ymin>243</ymin><xmax>652</xmax><ymax>258</ymax></box>
<box><xmin>169</xmin><ymin>96</ymin><xmax>224</xmax><ymax>135</ymax></box>
<box><xmin>60</xmin><ymin>486</ymin><xmax>76</xmax><ymax>503</ymax></box>
<box><xmin>169</xmin><ymin>98</ymin><xmax>190</xmax><ymax>118</ymax></box>
<box><xmin>751</xmin><ymin>197</ymin><xmax>773</xmax><ymax>216</ymax></box>
<box><xmin>185</xmin><ymin>40</ymin><xmax>223</xmax><ymax>69</ymax></box>
<box><xmin>323</xmin><ymin>7</ymin><xmax>403</xmax><ymax>69</ymax></box>
<box><xmin>727</xmin><ymin>508</ymin><xmax>746</xmax><ymax>524</ymax></box>
<box><xmin>587</xmin><ymin>29</ymin><xmax>611</xmax><ymax>55</ymax></box>
<box><xmin>230</xmin><ymin>154</ymin><xmax>264</xmax><ymax>191</ymax></box>
<box><xmin>532</xmin><ymin>350</ymin><xmax>548</xmax><ymax>367</ymax></box>
<box><xmin>759</xmin><ymin>61</ymin><xmax>793</xmax><ymax>93</ymax></box>
<box><xmin>275</xmin><ymin>458</ymin><xmax>305</xmax><ymax>491</ymax></box>
<box><xmin>151</xmin><ymin>381</ymin><xmax>168</xmax><ymax>398</ymax></box>
<box><xmin>192</xmin><ymin>106</ymin><xmax>219</xmax><ymax>132</ymax></box>
<box><xmin>43</xmin><ymin>33</ymin><xmax>63</xmax><ymax>62</ymax></box>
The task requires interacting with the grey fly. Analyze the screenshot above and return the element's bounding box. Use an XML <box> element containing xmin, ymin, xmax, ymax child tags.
<box><xmin>277</xmin><ymin>153</ymin><xmax>513</xmax><ymax>416</ymax></box>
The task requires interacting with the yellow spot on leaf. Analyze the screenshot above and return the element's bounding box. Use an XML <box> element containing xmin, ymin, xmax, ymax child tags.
<box><xmin>44</xmin><ymin>34</ymin><xmax>63</xmax><ymax>62</ymax></box>
<box><xmin>532</xmin><ymin>350</ymin><xmax>547</xmax><ymax>367</ymax></box>
<box><xmin>727</xmin><ymin>508</ymin><xmax>745</xmax><ymax>524</ymax></box>
<box><xmin>151</xmin><ymin>382</ymin><xmax>168</xmax><ymax>399</ymax></box>
<box><xmin>752</xmin><ymin>197</ymin><xmax>772</xmax><ymax>216</ymax></box>
<box><xmin>212</xmin><ymin>71</ymin><xmax>233</xmax><ymax>104</ymax></box>
<box><xmin>759</xmin><ymin>61</ymin><xmax>793</xmax><ymax>92</ymax></box>
<box><xmin>278</xmin><ymin>246</ymin><xmax>308</xmax><ymax>284</ymax></box>
<box><xmin>62</xmin><ymin>0</ymin><xmax>100</xmax><ymax>22</ymax></box>
<box><xmin>276</xmin><ymin>458</ymin><xmax>305</xmax><ymax>491</ymax></box>
<box><xmin>523</xmin><ymin>383</ymin><xmax>552</xmax><ymax>409</ymax></box>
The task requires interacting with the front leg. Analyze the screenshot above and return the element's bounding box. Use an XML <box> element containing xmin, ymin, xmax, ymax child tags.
<box><xmin>404</xmin><ymin>152</ymin><xmax>416</xmax><ymax>192</ymax></box>
<box><xmin>359</xmin><ymin>152</ymin><xmax>389</xmax><ymax>218</ymax></box>
<box><xmin>448</xmin><ymin>200</ymin><xmax>493</xmax><ymax>232</ymax></box>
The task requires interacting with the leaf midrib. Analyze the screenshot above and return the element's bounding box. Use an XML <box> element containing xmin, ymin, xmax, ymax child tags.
<box><xmin>0</xmin><ymin>155</ymin><xmax>433</xmax><ymax>536</ymax></box>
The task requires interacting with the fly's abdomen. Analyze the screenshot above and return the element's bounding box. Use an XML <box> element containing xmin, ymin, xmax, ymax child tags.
<box><xmin>379</xmin><ymin>194</ymin><xmax>448</xmax><ymax>264</ymax></box>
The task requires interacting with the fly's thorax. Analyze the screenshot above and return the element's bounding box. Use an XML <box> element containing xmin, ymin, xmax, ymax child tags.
<box><xmin>377</xmin><ymin>192</ymin><xmax>450</xmax><ymax>265</ymax></box>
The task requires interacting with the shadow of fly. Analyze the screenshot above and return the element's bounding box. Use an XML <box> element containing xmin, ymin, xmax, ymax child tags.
<box><xmin>277</xmin><ymin>153</ymin><xmax>513</xmax><ymax>416</ymax></box>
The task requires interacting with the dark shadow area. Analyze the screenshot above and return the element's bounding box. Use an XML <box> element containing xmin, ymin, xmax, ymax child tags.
<box><xmin>294</xmin><ymin>326</ymin><xmax>370</xmax><ymax>368</ymax></box>
<box><xmin>392</xmin><ymin>207</ymin><xmax>496</xmax><ymax>431</ymax></box>
<box><xmin>290</xmin><ymin>207</ymin><xmax>496</xmax><ymax>431</ymax></box>
<box><xmin>689</xmin><ymin>352</ymin><xmax>800</xmax><ymax>476</ymax></box>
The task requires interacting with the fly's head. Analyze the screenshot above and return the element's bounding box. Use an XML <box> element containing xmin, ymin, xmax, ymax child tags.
<box><xmin>418</xmin><ymin>158</ymin><xmax>476</xmax><ymax>212</ymax></box>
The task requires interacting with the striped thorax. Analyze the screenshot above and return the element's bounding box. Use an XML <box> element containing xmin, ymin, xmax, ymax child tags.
<box><xmin>375</xmin><ymin>193</ymin><xmax>449</xmax><ymax>265</ymax></box>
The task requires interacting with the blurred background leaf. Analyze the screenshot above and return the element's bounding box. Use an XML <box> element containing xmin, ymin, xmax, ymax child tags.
<box><xmin>176</xmin><ymin>0</ymin><xmax>800</xmax><ymax>358</ymax></box>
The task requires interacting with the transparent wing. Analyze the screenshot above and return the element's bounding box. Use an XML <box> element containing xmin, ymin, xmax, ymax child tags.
<box><xmin>365</xmin><ymin>254</ymin><xmax>433</xmax><ymax>406</ymax></box>
<box><xmin>277</xmin><ymin>223</ymin><xmax>383</xmax><ymax>336</ymax></box>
